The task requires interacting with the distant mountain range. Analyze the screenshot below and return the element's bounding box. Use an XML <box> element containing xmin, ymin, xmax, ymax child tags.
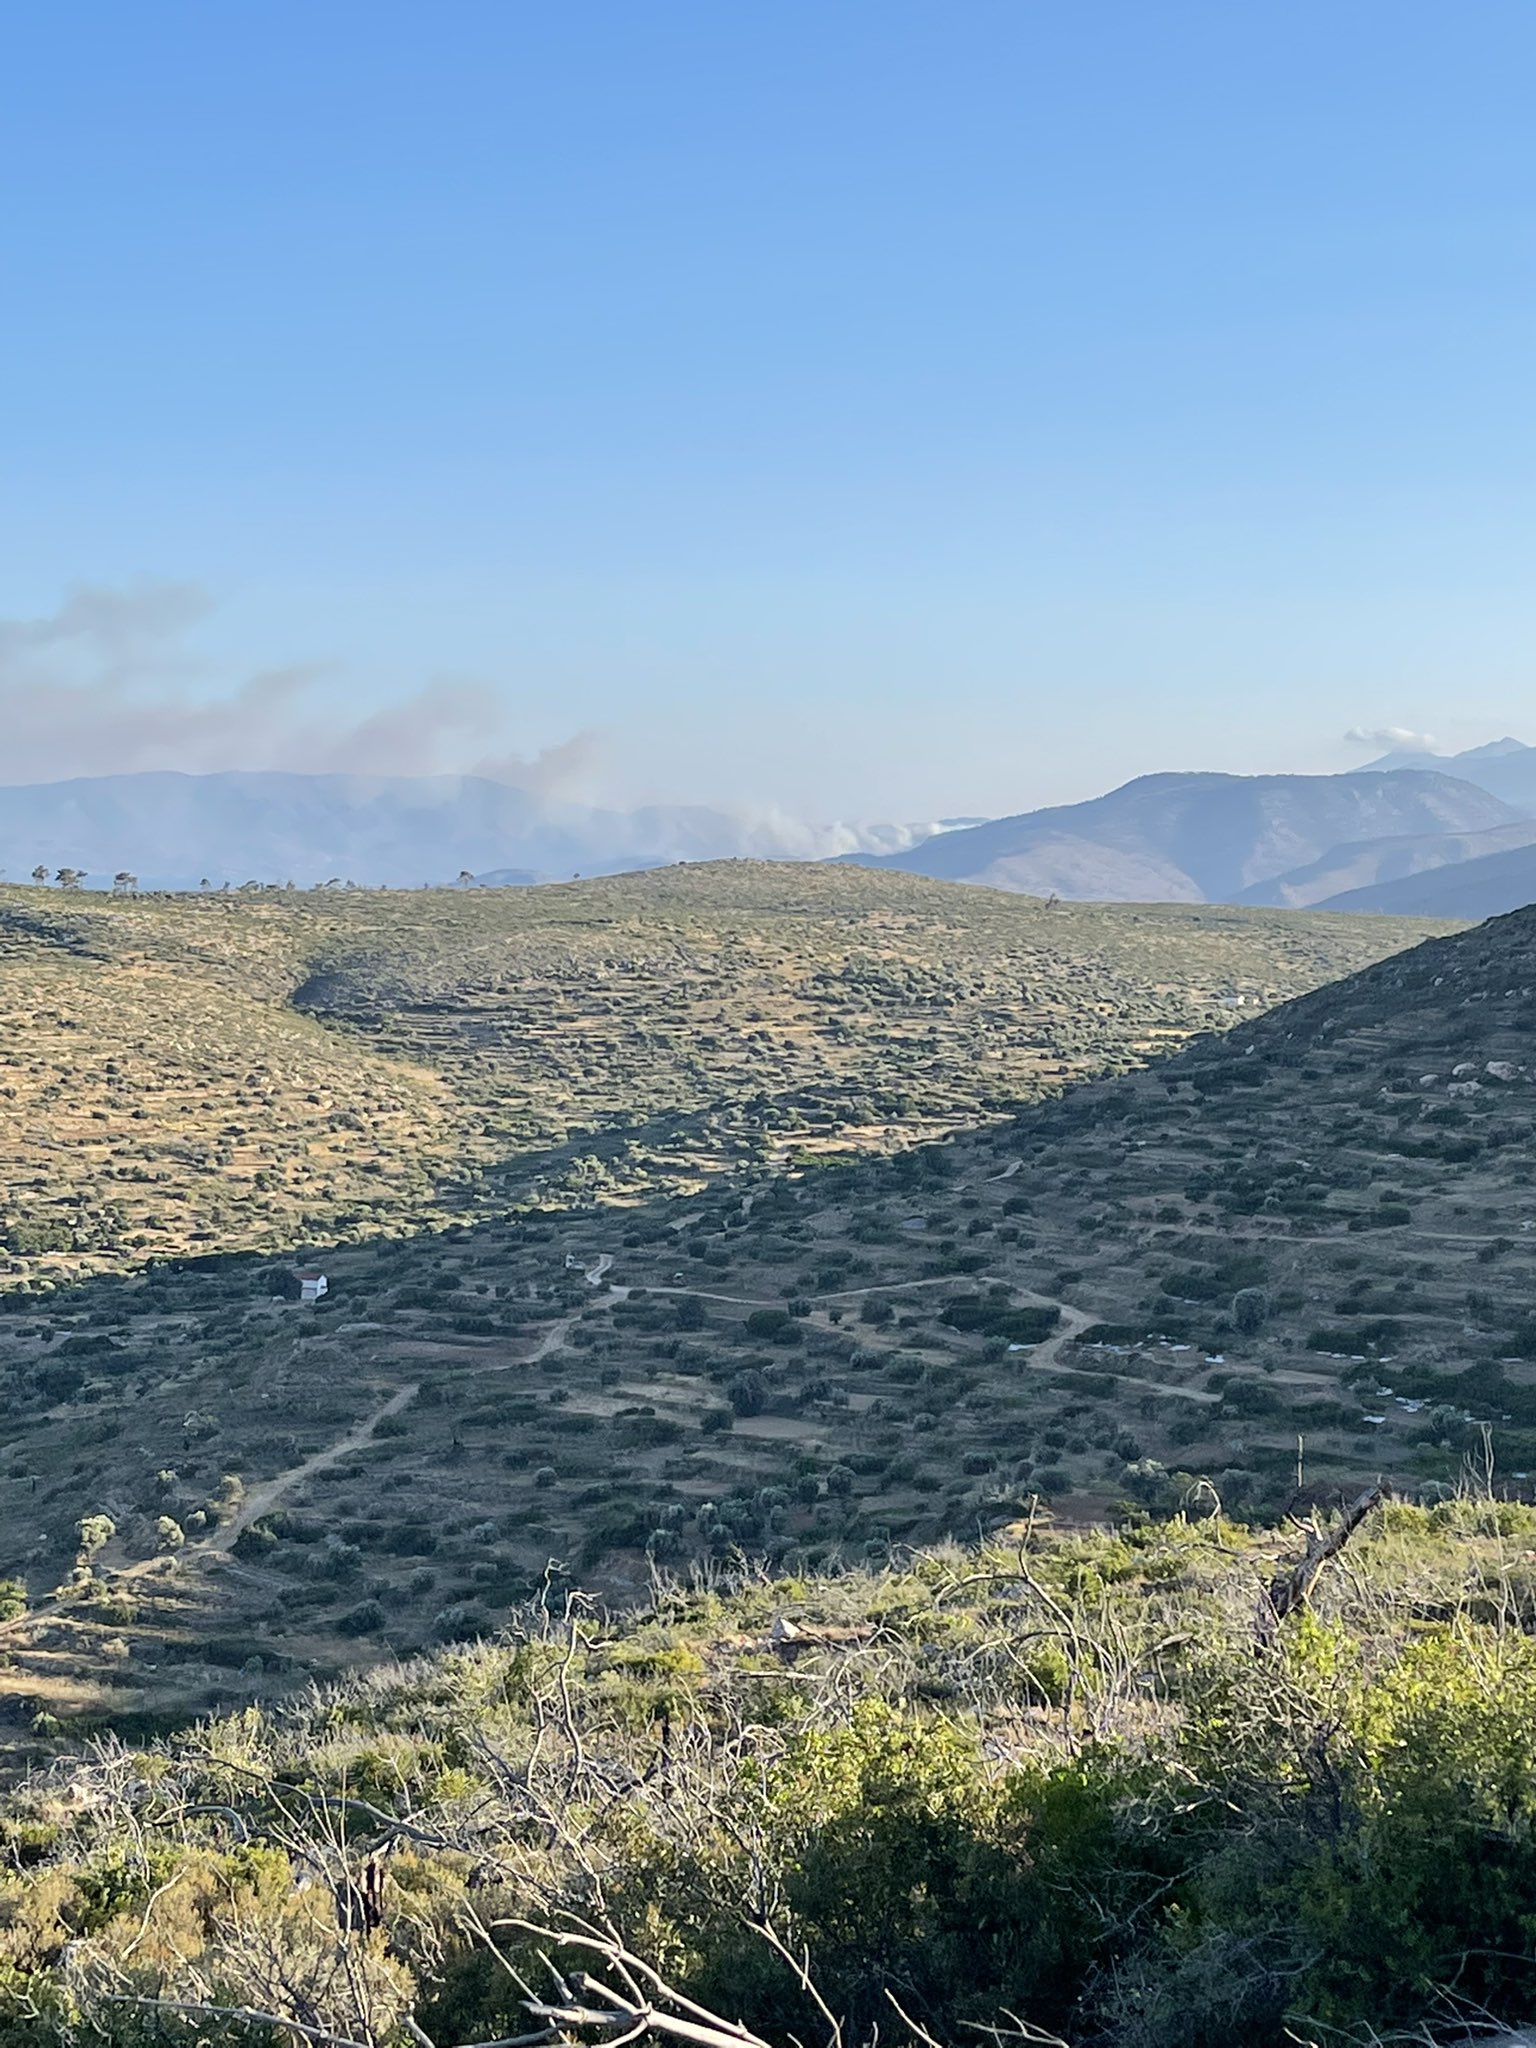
<box><xmin>1321</xmin><ymin>840</ymin><xmax>1536</xmax><ymax>918</ymax></box>
<box><xmin>841</xmin><ymin>770</ymin><xmax>1523</xmax><ymax>905</ymax></box>
<box><xmin>0</xmin><ymin>772</ymin><xmax>975</xmax><ymax>891</ymax></box>
<box><xmin>1231</xmin><ymin>820</ymin><xmax>1536</xmax><ymax>908</ymax></box>
<box><xmin>9</xmin><ymin>745</ymin><xmax>1536</xmax><ymax>920</ymax></box>
<box><xmin>1360</xmin><ymin>736</ymin><xmax>1536</xmax><ymax>810</ymax></box>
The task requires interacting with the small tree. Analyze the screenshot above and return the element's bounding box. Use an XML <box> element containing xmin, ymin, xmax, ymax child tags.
<box><xmin>55</xmin><ymin>868</ymin><xmax>85</xmax><ymax>890</ymax></box>
<box><xmin>112</xmin><ymin>871</ymin><xmax>138</xmax><ymax>894</ymax></box>
<box><xmin>29</xmin><ymin>865</ymin><xmax>47</xmax><ymax>885</ymax></box>
<box><xmin>1233</xmin><ymin>1287</ymin><xmax>1270</xmax><ymax>1335</ymax></box>
<box><xmin>727</xmin><ymin>1369</ymin><xmax>767</xmax><ymax>1417</ymax></box>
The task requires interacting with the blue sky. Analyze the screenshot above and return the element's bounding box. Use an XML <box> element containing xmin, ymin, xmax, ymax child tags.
<box><xmin>2</xmin><ymin>2</ymin><xmax>1533</xmax><ymax>817</ymax></box>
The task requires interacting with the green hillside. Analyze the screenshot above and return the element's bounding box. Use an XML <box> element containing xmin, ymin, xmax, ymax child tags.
<box><xmin>4</xmin><ymin>1498</ymin><xmax>1536</xmax><ymax>2048</ymax></box>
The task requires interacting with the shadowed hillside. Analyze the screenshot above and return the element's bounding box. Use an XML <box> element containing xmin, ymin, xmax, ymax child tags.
<box><xmin>0</xmin><ymin>889</ymin><xmax>1505</xmax><ymax>1738</ymax></box>
<box><xmin>0</xmin><ymin>864</ymin><xmax>1442</xmax><ymax>1282</ymax></box>
<box><xmin>2</xmin><ymin>889</ymin><xmax>1536</xmax><ymax>2048</ymax></box>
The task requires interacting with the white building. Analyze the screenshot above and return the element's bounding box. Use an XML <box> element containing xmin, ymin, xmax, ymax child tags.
<box><xmin>299</xmin><ymin>1271</ymin><xmax>329</xmax><ymax>1304</ymax></box>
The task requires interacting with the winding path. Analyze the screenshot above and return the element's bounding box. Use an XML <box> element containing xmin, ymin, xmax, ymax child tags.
<box><xmin>0</xmin><ymin>1299</ymin><xmax>591</xmax><ymax>1646</ymax></box>
<box><xmin>207</xmin><ymin>1304</ymin><xmax>585</xmax><ymax>1551</ymax></box>
<box><xmin>6</xmin><ymin>1220</ymin><xmax>1212</xmax><ymax>1646</ymax></box>
<box><xmin>208</xmin><ymin>1382</ymin><xmax>422</xmax><ymax>1552</ymax></box>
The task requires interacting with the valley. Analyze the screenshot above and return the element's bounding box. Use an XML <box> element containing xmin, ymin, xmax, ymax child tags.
<box><xmin>0</xmin><ymin>864</ymin><xmax>1436</xmax><ymax>1279</ymax></box>
<box><xmin>0</xmin><ymin>867</ymin><xmax>1502</xmax><ymax>1737</ymax></box>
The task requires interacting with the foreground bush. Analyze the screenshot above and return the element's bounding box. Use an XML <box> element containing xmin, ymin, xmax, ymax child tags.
<box><xmin>5</xmin><ymin>1502</ymin><xmax>1536</xmax><ymax>2046</ymax></box>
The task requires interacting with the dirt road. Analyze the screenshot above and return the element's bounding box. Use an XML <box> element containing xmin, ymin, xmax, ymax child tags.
<box><xmin>209</xmin><ymin>1381</ymin><xmax>422</xmax><ymax>1552</ymax></box>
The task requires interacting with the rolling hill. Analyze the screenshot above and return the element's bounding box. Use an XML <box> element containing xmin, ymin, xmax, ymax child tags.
<box><xmin>0</xmin><ymin>862</ymin><xmax>1440</xmax><ymax>1282</ymax></box>
<box><xmin>840</xmin><ymin>769</ymin><xmax>1521</xmax><ymax>901</ymax></box>
<box><xmin>0</xmin><ymin>866</ymin><xmax>1473</xmax><ymax>1743</ymax></box>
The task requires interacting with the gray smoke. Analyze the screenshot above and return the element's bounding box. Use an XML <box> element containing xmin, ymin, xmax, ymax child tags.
<box><xmin>0</xmin><ymin>579</ymin><xmax>977</xmax><ymax>868</ymax></box>
<box><xmin>0</xmin><ymin>580</ymin><xmax>605</xmax><ymax>796</ymax></box>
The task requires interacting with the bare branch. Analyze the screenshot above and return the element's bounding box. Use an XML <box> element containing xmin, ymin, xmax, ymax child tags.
<box><xmin>100</xmin><ymin>1993</ymin><xmax>376</xmax><ymax>2048</ymax></box>
<box><xmin>1259</xmin><ymin>1484</ymin><xmax>1387</xmax><ymax>1641</ymax></box>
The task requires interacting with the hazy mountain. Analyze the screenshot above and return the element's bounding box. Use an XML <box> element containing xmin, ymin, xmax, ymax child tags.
<box><xmin>840</xmin><ymin>771</ymin><xmax>1521</xmax><ymax>903</ymax></box>
<box><xmin>1236</xmin><ymin>818</ymin><xmax>1536</xmax><ymax>909</ymax></box>
<box><xmin>1365</xmin><ymin>736</ymin><xmax>1536</xmax><ymax>810</ymax></box>
<box><xmin>1319</xmin><ymin>839</ymin><xmax>1536</xmax><ymax>918</ymax></box>
<box><xmin>0</xmin><ymin>771</ymin><xmax>973</xmax><ymax>890</ymax></box>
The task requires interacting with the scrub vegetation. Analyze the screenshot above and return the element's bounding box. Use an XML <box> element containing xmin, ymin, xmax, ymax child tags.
<box><xmin>3</xmin><ymin>1499</ymin><xmax>1536</xmax><ymax>2048</ymax></box>
<box><xmin>4</xmin><ymin>865</ymin><xmax>1534</xmax><ymax>2045</ymax></box>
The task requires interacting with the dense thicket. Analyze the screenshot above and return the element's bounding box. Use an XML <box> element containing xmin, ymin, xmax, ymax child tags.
<box><xmin>4</xmin><ymin>1499</ymin><xmax>1536</xmax><ymax>2047</ymax></box>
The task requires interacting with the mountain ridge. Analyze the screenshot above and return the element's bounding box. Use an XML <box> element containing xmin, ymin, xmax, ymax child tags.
<box><xmin>839</xmin><ymin>768</ymin><xmax>1522</xmax><ymax>902</ymax></box>
<box><xmin>11</xmin><ymin>762</ymin><xmax>1536</xmax><ymax>916</ymax></box>
<box><xmin>1363</xmin><ymin>735</ymin><xmax>1536</xmax><ymax>809</ymax></box>
<box><xmin>1319</xmin><ymin>836</ymin><xmax>1536</xmax><ymax>917</ymax></box>
<box><xmin>1235</xmin><ymin>816</ymin><xmax>1536</xmax><ymax>908</ymax></box>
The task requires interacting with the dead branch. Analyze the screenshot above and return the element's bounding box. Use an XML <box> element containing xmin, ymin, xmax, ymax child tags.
<box><xmin>1258</xmin><ymin>1483</ymin><xmax>1387</xmax><ymax>1642</ymax></box>
<box><xmin>107</xmin><ymin>1987</ymin><xmax>555</xmax><ymax>2048</ymax></box>
<box><xmin>501</xmin><ymin>1919</ymin><xmax>774</xmax><ymax>2048</ymax></box>
<box><xmin>100</xmin><ymin>1995</ymin><xmax>375</xmax><ymax>2048</ymax></box>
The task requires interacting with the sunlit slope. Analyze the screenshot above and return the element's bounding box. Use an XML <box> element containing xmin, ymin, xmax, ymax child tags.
<box><xmin>0</xmin><ymin>869</ymin><xmax>1451</xmax><ymax>1278</ymax></box>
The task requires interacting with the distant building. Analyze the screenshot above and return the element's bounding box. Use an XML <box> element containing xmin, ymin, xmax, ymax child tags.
<box><xmin>299</xmin><ymin>1271</ymin><xmax>329</xmax><ymax>1304</ymax></box>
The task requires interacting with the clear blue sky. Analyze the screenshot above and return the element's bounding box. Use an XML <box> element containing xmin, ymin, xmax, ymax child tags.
<box><xmin>2</xmin><ymin>3</ymin><xmax>1533</xmax><ymax>817</ymax></box>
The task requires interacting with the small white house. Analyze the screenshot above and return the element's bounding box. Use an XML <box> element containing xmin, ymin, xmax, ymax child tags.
<box><xmin>299</xmin><ymin>1271</ymin><xmax>329</xmax><ymax>1304</ymax></box>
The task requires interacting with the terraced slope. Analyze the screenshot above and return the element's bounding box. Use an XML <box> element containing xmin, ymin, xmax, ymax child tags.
<box><xmin>0</xmin><ymin>894</ymin><xmax>1497</xmax><ymax>1733</ymax></box>
<box><xmin>0</xmin><ymin>867</ymin><xmax>1443</xmax><ymax>1282</ymax></box>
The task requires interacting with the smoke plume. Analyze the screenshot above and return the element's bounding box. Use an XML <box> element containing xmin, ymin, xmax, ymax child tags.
<box><xmin>0</xmin><ymin>580</ymin><xmax>605</xmax><ymax>795</ymax></box>
<box><xmin>0</xmin><ymin>580</ymin><xmax>966</xmax><ymax>871</ymax></box>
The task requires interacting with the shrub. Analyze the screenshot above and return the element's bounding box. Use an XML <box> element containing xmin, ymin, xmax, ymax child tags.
<box><xmin>1232</xmin><ymin>1287</ymin><xmax>1269</xmax><ymax>1334</ymax></box>
<box><xmin>727</xmin><ymin>1371</ymin><xmax>767</xmax><ymax>1417</ymax></box>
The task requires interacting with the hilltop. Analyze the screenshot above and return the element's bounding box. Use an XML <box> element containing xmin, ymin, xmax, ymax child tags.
<box><xmin>0</xmin><ymin>863</ymin><xmax>1440</xmax><ymax>1281</ymax></box>
<box><xmin>17</xmin><ymin>759</ymin><xmax>1536</xmax><ymax>918</ymax></box>
<box><xmin>0</xmin><ymin>769</ymin><xmax>958</xmax><ymax>889</ymax></box>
